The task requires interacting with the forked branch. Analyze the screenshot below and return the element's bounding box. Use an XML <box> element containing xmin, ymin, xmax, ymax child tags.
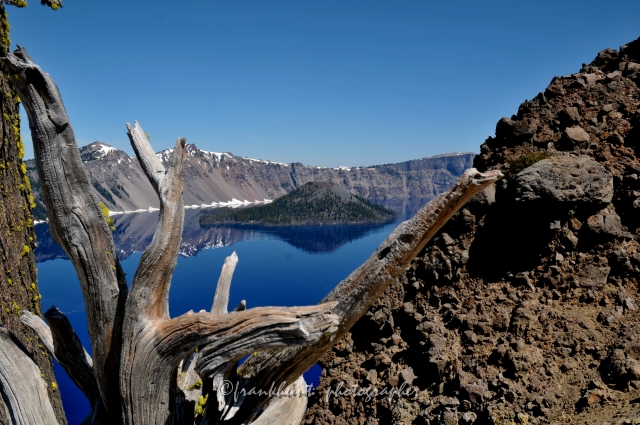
<box><xmin>126</xmin><ymin>123</ymin><xmax>186</xmax><ymax>320</ymax></box>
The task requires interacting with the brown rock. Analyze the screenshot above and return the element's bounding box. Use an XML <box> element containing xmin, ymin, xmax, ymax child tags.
<box><xmin>576</xmin><ymin>264</ymin><xmax>610</xmax><ymax>288</ymax></box>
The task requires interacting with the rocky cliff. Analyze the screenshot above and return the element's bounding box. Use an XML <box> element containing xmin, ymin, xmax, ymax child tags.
<box><xmin>25</xmin><ymin>145</ymin><xmax>473</xmax><ymax>220</ymax></box>
<box><xmin>303</xmin><ymin>38</ymin><xmax>640</xmax><ymax>424</ymax></box>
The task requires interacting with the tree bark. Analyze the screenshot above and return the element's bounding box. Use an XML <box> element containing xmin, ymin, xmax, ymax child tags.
<box><xmin>0</xmin><ymin>3</ymin><xmax>66</xmax><ymax>422</ymax></box>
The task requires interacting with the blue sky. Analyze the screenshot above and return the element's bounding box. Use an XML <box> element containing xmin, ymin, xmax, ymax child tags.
<box><xmin>9</xmin><ymin>1</ymin><xmax>640</xmax><ymax>167</ymax></box>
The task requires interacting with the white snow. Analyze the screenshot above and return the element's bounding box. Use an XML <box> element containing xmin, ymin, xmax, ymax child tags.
<box><xmin>96</xmin><ymin>144</ymin><xmax>116</xmax><ymax>157</ymax></box>
<box><xmin>103</xmin><ymin>199</ymin><xmax>272</xmax><ymax>215</ymax></box>
<box><xmin>243</xmin><ymin>157</ymin><xmax>289</xmax><ymax>167</ymax></box>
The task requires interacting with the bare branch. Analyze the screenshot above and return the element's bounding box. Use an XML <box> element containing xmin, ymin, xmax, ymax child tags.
<box><xmin>2</xmin><ymin>46</ymin><xmax>128</xmax><ymax>417</ymax></box>
<box><xmin>228</xmin><ymin>168</ymin><xmax>503</xmax><ymax>422</ymax></box>
<box><xmin>126</xmin><ymin>121</ymin><xmax>166</xmax><ymax>193</ymax></box>
<box><xmin>125</xmin><ymin>129</ymin><xmax>187</xmax><ymax>320</ymax></box>
<box><xmin>20</xmin><ymin>310</ymin><xmax>56</xmax><ymax>362</ymax></box>
<box><xmin>212</xmin><ymin>252</ymin><xmax>239</xmax><ymax>315</ymax></box>
<box><xmin>44</xmin><ymin>307</ymin><xmax>98</xmax><ymax>402</ymax></box>
<box><xmin>0</xmin><ymin>327</ymin><xmax>60</xmax><ymax>424</ymax></box>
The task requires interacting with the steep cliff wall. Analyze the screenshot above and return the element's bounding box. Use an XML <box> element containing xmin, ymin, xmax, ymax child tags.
<box><xmin>26</xmin><ymin>145</ymin><xmax>474</xmax><ymax>219</ymax></box>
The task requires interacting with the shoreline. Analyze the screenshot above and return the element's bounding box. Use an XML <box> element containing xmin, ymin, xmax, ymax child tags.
<box><xmin>33</xmin><ymin>198</ymin><xmax>273</xmax><ymax>225</ymax></box>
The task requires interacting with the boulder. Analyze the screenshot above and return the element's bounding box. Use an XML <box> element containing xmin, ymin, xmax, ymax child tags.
<box><xmin>584</xmin><ymin>204</ymin><xmax>625</xmax><ymax>238</ymax></box>
<box><xmin>558</xmin><ymin>107</ymin><xmax>580</xmax><ymax>127</ymax></box>
<box><xmin>560</xmin><ymin>126</ymin><xmax>591</xmax><ymax>149</ymax></box>
<box><xmin>514</xmin><ymin>156</ymin><xmax>613</xmax><ymax>207</ymax></box>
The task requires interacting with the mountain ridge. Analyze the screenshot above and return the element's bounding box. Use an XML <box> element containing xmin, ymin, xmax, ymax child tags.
<box><xmin>26</xmin><ymin>144</ymin><xmax>474</xmax><ymax>220</ymax></box>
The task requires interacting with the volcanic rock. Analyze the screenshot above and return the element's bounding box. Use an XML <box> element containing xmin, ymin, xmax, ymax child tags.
<box><xmin>304</xmin><ymin>36</ymin><xmax>640</xmax><ymax>425</ymax></box>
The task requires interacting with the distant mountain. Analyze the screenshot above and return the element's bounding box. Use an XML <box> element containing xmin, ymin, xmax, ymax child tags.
<box><xmin>25</xmin><ymin>142</ymin><xmax>475</xmax><ymax>220</ymax></box>
<box><xmin>200</xmin><ymin>181</ymin><xmax>397</xmax><ymax>225</ymax></box>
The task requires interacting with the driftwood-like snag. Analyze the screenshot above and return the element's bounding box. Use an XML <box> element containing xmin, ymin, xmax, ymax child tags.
<box><xmin>212</xmin><ymin>252</ymin><xmax>239</xmax><ymax>315</ymax></box>
<box><xmin>0</xmin><ymin>45</ymin><xmax>501</xmax><ymax>425</ymax></box>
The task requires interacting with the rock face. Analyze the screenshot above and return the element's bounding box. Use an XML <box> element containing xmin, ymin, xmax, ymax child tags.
<box><xmin>514</xmin><ymin>156</ymin><xmax>613</xmax><ymax>206</ymax></box>
<box><xmin>304</xmin><ymin>37</ymin><xmax>640</xmax><ymax>424</ymax></box>
<box><xmin>25</xmin><ymin>145</ymin><xmax>474</xmax><ymax>219</ymax></box>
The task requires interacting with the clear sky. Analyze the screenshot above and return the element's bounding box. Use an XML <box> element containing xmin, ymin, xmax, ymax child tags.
<box><xmin>8</xmin><ymin>1</ymin><xmax>640</xmax><ymax>167</ymax></box>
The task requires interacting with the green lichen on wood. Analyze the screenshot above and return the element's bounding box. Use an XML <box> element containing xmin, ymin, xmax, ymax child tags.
<box><xmin>195</xmin><ymin>394</ymin><xmax>209</xmax><ymax>416</ymax></box>
<box><xmin>187</xmin><ymin>379</ymin><xmax>203</xmax><ymax>391</ymax></box>
<box><xmin>99</xmin><ymin>201</ymin><xmax>116</xmax><ymax>231</ymax></box>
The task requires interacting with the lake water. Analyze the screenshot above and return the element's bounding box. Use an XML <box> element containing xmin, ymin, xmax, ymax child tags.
<box><xmin>35</xmin><ymin>199</ymin><xmax>429</xmax><ymax>423</ymax></box>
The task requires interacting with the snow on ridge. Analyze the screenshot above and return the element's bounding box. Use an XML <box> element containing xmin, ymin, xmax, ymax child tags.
<box><xmin>104</xmin><ymin>199</ymin><xmax>273</xmax><ymax>213</ymax></box>
<box><xmin>243</xmin><ymin>157</ymin><xmax>289</xmax><ymax>167</ymax></box>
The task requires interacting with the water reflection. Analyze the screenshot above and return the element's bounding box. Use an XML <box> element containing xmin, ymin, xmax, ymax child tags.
<box><xmin>35</xmin><ymin>197</ymin><xmax>433</xmax><ymax>262</ymax></box>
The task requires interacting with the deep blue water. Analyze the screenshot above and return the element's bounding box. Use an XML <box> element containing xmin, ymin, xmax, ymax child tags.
<box><xmin>35</xmin><ymin>204</ymin><xmax>424</xmax><ymax>423</ymax></box>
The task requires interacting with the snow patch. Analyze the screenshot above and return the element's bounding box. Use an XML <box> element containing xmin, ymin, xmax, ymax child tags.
<box><xmin>96</xmin><ymin>144</ymin><xmax>116</xmax><ymax>157</ymax></box>
<box><xmin>243</xmin><ymin>157</ymin><xmax>289</xmax><ymax>167</ymax></box>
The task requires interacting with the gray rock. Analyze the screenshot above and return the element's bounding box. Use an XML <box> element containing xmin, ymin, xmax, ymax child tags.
<box><xmin>461</xmin><ymin>411</ymin><xmax>477</xmax><ymax>424</ymax></box>
<box><xmin>400</xmin><ymin>367</ymin><xmax>416</xmax><ymax>385</ymax></box>
<box><xmin>585</xmin><ymin>205</ymin><xmax>626</xmax><ymax>239</ymax></box>
<box><xmin>581</xmin><ymin>72</ymin><xmax>603</xmax><ymax>87</ymax></box>
<box><xmin>366</xmin><ymin>369</ymin><xmax>378</xmax><ymax>385</ymax></box>
<box><xmin>463</xmin><ymin>330</ymin><xmax>478</xmax><ymax>344</ymax></box>
<box><xmin>441</xmin><ymin>408</ymin><xmax>459</xmax><ymax>425</ymax></box>
<box><xmin>515</xmin><ymin>272</ymin><xmax>536</xmax><ymax>292</ymax></box>
<box><xmin>463</xmin><ymin>383</ymin><xmax>488</xmax><ymax>405</ymax></box>
<box><xmin>562</xmin><ymin>126</ymin><xmax>591</xmax><ymax>149</ymax></box>
<box><xmin>460</xmin><ymin>250</ymin><xmax>470</xmax><ymax>265</ymax></box>
<box><xmin>416</xmin><ymin>321</ymin><xmax>437</xmax><ymax>337</ymax></box>
<box><xmin>439</xmin><ymin>396</ymin><xmax>460</xmax><ymax>407</ymax></box>
<box><xmin>442</xmin><ymin>233</ymin><xmax>456</xmax><ymax>246</ymax></box>
<box><xmin>514</xmin><ymin>156</ymin><xmax>613</xmax><ymax>206</ymax></box>
<box><xmin>562</xmin><ymin>227</ymin><xmax>579</xmax><ymax>249</ymax></box>
<box><xmin>558</xmin><ymin>106</ymin><xmax>580</xmax><ymax>126</ymax></box>
<box><xmin>428</xmin><ymin>335</ymin><xmax>447</xmax><ymax>353</ymax></box>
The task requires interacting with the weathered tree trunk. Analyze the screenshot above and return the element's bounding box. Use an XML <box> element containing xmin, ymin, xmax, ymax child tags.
<box><xmin>0</xmin><ymin>44</ymin><xmax>502</xmax><ymax>425</ymax></box>
<box><xmin>0</xmin><ymin>3</ymin><xmax>66</xmax><ymax>422</ymax></box>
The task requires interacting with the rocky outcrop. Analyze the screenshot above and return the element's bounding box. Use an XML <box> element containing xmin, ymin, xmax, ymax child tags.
<box><xmin>304</xmin><ymin>37</ymin><xmax>640</xmax><ymax>424</ymax></box>
<box><xmin>26</xmin><ymin>145</ymin><xmax>474</xmax><ymax>219</ymax></box>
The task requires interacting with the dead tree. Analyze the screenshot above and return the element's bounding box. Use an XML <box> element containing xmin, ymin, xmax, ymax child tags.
<box><xmin>0</xmin><ymin>46</ymin><xmax>501</xmax><ymax>424</ymax></box>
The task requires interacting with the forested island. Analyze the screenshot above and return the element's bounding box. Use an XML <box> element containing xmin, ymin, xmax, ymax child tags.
<box><xmin>199</xmin><ymin>182</ymin><xmax>397</xmax><ymax>225</ymax></box>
